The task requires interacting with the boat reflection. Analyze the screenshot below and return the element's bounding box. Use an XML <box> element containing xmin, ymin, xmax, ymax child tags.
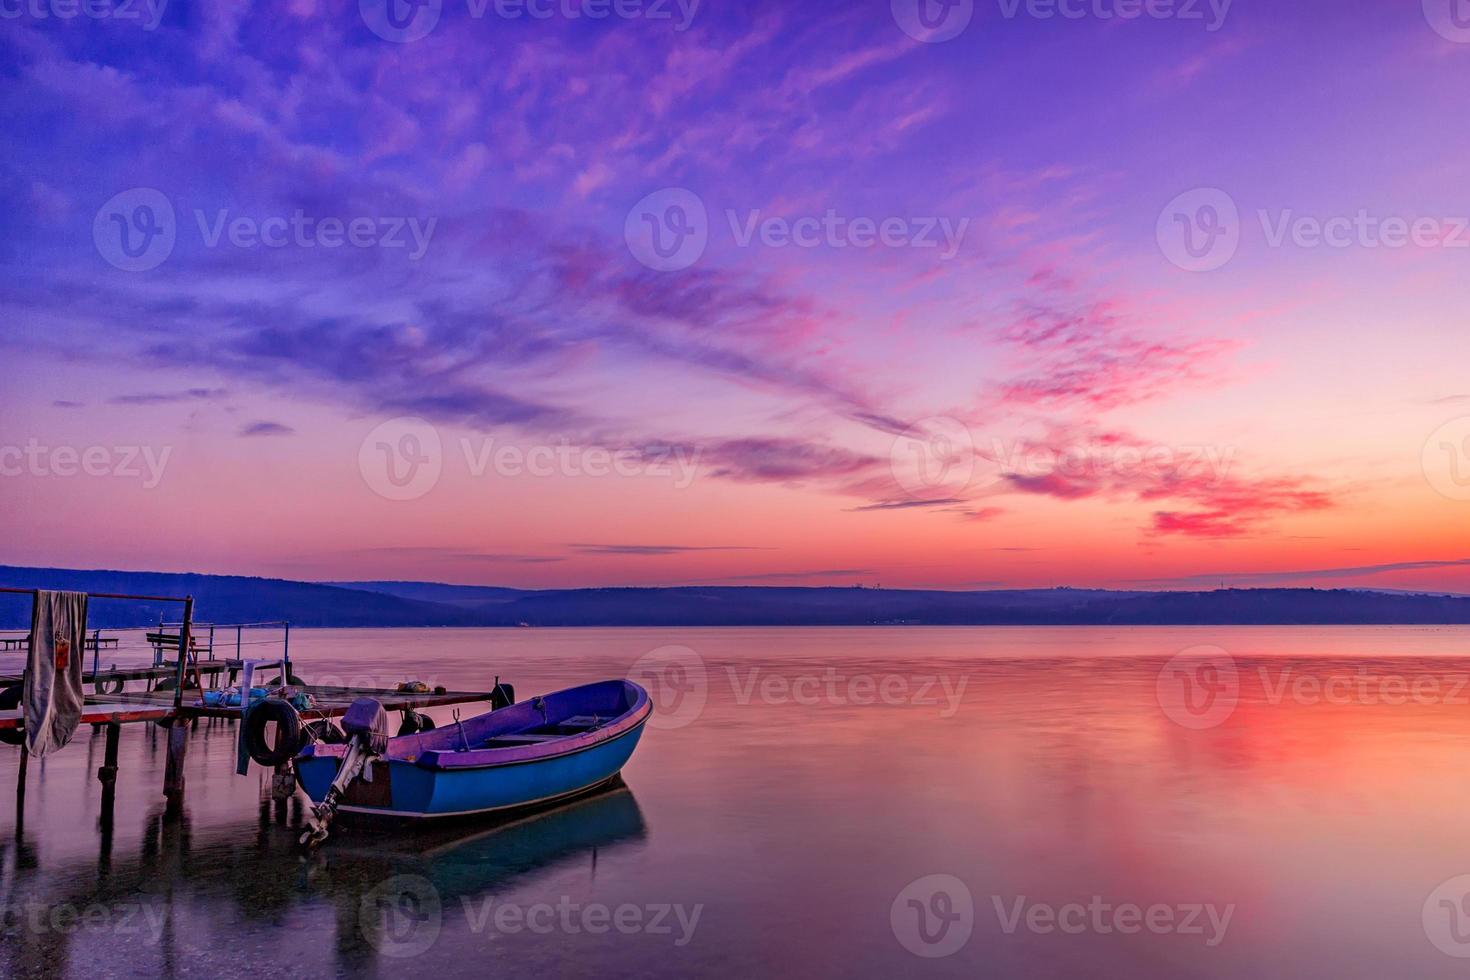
<box><xmin>324</xmin><ymin>776</ymin><xmax>648</xmax><ymax>896</ymax></box>
<box><xmin>0</xmin><ymin>779</ymin><xmax>647</xmax><ymax>977</ymax></box>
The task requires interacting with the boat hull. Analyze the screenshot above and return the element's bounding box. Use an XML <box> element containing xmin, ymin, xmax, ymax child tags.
<box><xmin>296</xmin><ymin>679</ymin><xmax>651</xmax><ymax>821</ymax></box>
<box><xmin>297</xmin><ymin>722</ymin><xmax>646</xmax><ymax>820</ymax></box>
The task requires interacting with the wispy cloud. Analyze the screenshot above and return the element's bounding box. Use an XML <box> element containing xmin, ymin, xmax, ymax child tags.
<box><xmin>571</xmin><ymin>543</ymin><xmax>769</xmax><ymax>557</ymax></box>
<box><xmin>108</xmin><ymin>388</ymin><xmax>228</xmax><ymax>406</ymax></box>
<box><xmin>240</xmin><ymin>421</ymin><xmax>293</xmax><ymax>437</ymax></box>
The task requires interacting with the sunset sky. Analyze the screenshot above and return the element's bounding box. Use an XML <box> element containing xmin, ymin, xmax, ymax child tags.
<box><xmin>2</xmin><ymin>0</ymin><xmax>1469</xmax><ymax>591</ymax></box>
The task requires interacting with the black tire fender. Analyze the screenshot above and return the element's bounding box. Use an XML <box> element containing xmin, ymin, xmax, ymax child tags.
<box><xmin>243</xmin><ymin>699</ymin><xmax>302</xmax><ymax>767</ymax></box>
<box><xmin>0</xmin><ymin>685</ymin><xmax>22</xmax><ymax>747</ymax></box>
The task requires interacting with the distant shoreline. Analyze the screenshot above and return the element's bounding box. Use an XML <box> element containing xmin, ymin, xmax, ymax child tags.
<box><xmin>4</xmin><ymin>565</ymin><xmax>1470</xmax><ymax>629</ymax></box>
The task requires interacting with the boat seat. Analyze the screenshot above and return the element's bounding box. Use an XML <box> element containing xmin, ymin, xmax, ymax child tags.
<box><xmin>560</xmin><ymin>715</ymin><xmax>604</xmax><ymax>729</ymax></box>
<box><xmin>479</xmin><ymin>733</ymin><xmax>563</xmax><ymax>747</ymax></box>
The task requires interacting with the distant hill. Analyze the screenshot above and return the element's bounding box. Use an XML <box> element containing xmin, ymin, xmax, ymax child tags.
<box><xmin>0</xmin><ymin>566</ymin><xmax>482</xmax><ymax>629</ymax></box>
<box><xmin>317</xmin><ymin>581</ymin><xmax>527</xmax><ymax>609</ymax></box>
<box><xmin>3</xmin><ymin>566</ymin><xmax>1470</xmax><ymax>628</ymax></box>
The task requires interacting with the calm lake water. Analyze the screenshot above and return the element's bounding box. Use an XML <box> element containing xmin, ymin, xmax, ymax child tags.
<box><xmin>6</xmin><ymin>626</ymin><xmax>1470</xmax><ymax>978</ymax></box>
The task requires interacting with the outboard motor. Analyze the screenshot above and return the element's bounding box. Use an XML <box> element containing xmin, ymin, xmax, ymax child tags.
<box><xmin>300</xmin><ymin>697</ymin><xmax>390</xmax><ymax>849</ymax></box>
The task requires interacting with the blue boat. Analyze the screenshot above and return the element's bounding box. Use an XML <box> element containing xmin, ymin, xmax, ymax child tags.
<box><xmin>296</xmin><ymin>680</ymin><xmax>650</xmax><ymax>831</ymax></box>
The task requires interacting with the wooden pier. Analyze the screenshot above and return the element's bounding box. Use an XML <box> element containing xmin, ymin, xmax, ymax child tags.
<box><xmin>0</xmin><ymin>685</ymin><xmax>499</xmax><ymax>732</ymax></box>
<box><xmin>1</xmin><ymin>586</ymin><xmax>501</xmax><ymax>823</ymax></box>
<box><xmin>0</xmin><ymin>661</ymin><xmax>231</xmax><ymax>689</ymax></box>
<box><xmin>0</xmin><ymin>633</ymin><xmax>118</xmax><ymax>651</ymax></box>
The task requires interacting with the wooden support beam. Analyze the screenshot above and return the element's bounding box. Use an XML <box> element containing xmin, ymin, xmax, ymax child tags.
<box><xmin>16</xmin><ymin>746</ymin><xmax>28</xmax><ymax>832</ymax></box>
<box><xmin>98</xmin><ymin>721</ymin><xmax>121</xmax><ymax>841</ymax></box>
<box><xmin>163</xmin><ymin>719</ymin><xmax>188</xmax><ymax>814</ymax></box>
<box><xmin>98</xmin><ymin>722</ymin><xmax>121</xmax><ymax>788</ymax></box>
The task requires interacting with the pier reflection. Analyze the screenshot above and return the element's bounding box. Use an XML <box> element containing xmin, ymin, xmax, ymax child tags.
<box><xmin>0</xmin><ymin>781</ymin><xmax>646</xmax><ymax>978</ymax></box>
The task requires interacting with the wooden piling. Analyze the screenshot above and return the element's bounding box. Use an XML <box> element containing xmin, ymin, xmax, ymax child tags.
<box><xmin>98</xmin><ymin>722</ymin><xmax>120</xmax><ymax>800</ymax></box>
<box><xmin>271</xmin><ymin>762</ymin><xmax>296</xmax><ymax>801</ymax></box>
<box><xmin>16</xmin><ymin>746</ymin><xmax>28</xmax><ymax>832</ymax></box>
<box><xmin>163</xmin><ymin>719</ymin><xmax>188</xmax><ymax>813</ymax></box>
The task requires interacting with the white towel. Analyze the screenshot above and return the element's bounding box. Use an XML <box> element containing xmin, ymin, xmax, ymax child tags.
<box><xmin>25</xmin><ymin>590</ymin><xmax>88</xmax><ymax>757</ymax></box>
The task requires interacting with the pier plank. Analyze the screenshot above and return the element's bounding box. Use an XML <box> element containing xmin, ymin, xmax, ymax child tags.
<box><xmin>0</xmin><ymin>685</ymin><xmax>496</xmax><ymax>730</ymax></box>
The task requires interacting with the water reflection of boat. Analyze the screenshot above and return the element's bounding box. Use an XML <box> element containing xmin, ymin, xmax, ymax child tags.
<box><xmin>329</xmin><ymin>778</ymin><xmax>647</xmax><ymax>898</ymax></box>
<box><xmin>0</xmin><ymin>781</ymin><xmax>648</xmax><ymax>975</ymax></box>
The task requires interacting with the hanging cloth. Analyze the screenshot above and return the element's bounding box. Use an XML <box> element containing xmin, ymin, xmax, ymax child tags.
<box><xmin>24</xmin><ymin>590</ymin><xmax>88</xmax><ymax>757</ymax></box>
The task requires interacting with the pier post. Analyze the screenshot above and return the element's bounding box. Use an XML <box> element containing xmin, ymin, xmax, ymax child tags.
<box><xmin>98</xmin><ymin>721</ymin><xmax>120</xmax><ymax>850</ymax></box>
<box><xmin>98</xmin><ymin>722</ymin><xmax>121</xmax><ymax>801</ymax></box>
<box><xmin>172</xmin><ymin>597</ymin><xmax>194</xmax><ymax>709</ymax></box>
<box><xmin>15</xmin><ymin>746</ymin><xmax>28</xmax><ymax>832</ymax></box>
<box><xmin>271</xmin><ymin>762</ymin><xmax>296</xmax><ymax>802</ymax></box>
<box><xmin>163</xmin><ymin>719</ymin><xmax>188</xmax><ymax>814</ymax></box>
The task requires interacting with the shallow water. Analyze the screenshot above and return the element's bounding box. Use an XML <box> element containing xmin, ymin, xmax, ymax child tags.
<box><xmin>5</xmin><ymin>626</ymin><xmax>1470</xmax><ymax>978</ymax></box>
